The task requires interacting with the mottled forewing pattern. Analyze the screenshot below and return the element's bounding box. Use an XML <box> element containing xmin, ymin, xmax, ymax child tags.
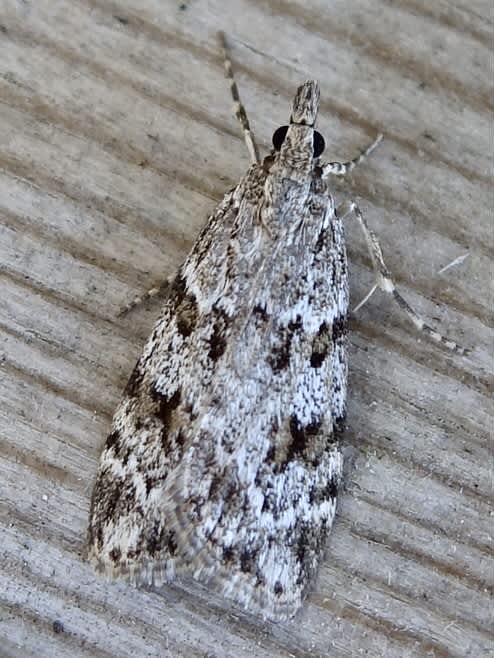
<box><xmin>88</xmin><ymin>82</ymin><xmax>350</xmax><ymax>621</ymax></box>
<box><xmin>87</xmin><ymin>186</ymin><xmax>243</xmax><ymax>580</ymax></box>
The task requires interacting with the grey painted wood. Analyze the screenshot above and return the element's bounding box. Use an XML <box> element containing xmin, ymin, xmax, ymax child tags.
<box><xmin>0</xmin><ymin>1</ymin><xmax>492</xmax><ymax>656</ymax></box>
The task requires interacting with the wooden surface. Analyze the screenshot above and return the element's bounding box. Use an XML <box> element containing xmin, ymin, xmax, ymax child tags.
<box><xmin>1</xmin><ymin>1</ymin><xmax>492</xmax><ymax>656</ymax></box>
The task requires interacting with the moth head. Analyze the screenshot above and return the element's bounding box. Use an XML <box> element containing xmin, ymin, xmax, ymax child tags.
<box><xmin>272</xmin><ymin>80</ymin><xmax>326</xmax><ymax>159</ymax></box>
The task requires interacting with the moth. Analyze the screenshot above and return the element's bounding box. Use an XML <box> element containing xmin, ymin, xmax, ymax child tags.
<box><xmin>87</xmin><ymin>33</ymin><xmax>463</xmax><ymax>621</ymax></box>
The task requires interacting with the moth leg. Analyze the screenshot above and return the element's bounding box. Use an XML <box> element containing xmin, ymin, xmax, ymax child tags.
<box><xmin>218</xmin><ymin>31</ymin><xmax>260</xmax><ymax>165</ymax></box>
<box><xmin>338</xmin><ymin>200</ymin><xmax>467</xmax><ymax>354</ymax></box>
<box><xmin>117</xmin><ymin>279</ymin><xmax>171</xmax><ymax>317</ymax></box>
<box><xmin>322</xmin><ymin>133</ymin><xmax>383</xmax><ymax>176</ymax></box>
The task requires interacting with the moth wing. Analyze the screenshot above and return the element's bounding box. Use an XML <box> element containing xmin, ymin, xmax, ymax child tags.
<box><xmin>163</xmin><ymin>186</ymin><xmax>349</xmax><ymax>619</ymax></box>
<box><xmin>87</xmin><ymin>183</ymin><xmax>251</xmax><ymax>581</ymax></box>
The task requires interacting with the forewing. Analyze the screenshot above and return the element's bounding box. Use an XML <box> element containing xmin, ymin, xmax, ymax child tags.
<box><xmin>165</xmin><ymin>175</ymin><xmax>349</xmax><ymax>619</ymax></box>
<box><xmin>87</xmin><ymin>166</ymin><xmax>267</xmax><ymax>580</ymax></box>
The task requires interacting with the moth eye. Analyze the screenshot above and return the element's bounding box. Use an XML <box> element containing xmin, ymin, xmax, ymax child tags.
<box><xmin>272</xmin><ymin>125</ymin><xmax>289</xmax><ymax>150</ymax></box>
<box><xmin>272</xmin><ymin>125</ymin><xmax>326</xmax><ymax>157</ymax></box>
<box><xmin>313</xmin><ymin>131</ymin><xmax>325</xmax><ymax>158</ymax></box>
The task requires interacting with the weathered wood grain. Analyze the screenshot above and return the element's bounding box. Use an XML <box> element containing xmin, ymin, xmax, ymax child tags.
<box><xmin>0</xmin><ymin>1</ymin><xmax>492</xmax><ymax>656</ymax></box>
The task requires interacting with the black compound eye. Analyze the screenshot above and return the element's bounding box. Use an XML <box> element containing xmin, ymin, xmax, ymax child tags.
<box><xmin>313</xmin><ymin>131</ymin><xmax>325</xmax><ymax>158</ymax></box>
<box><xmin>272</xmin><ymin>125</ymin><xmax>326</xmax><ymax>157</ymax></box>
<box><xmin>272</xmin><ymin>125</ymin><xmax>289</xmax><ymax>150</ymax></box>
